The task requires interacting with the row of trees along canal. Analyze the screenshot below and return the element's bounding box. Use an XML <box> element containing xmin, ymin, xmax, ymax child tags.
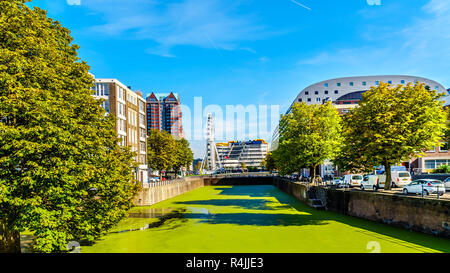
<box><xmin>0</xmin><ymin>1</ymin><xmax>193</xmax><ymax>253</ymax></box>
<box><xmin>147</xmin><ymin>129</ymin><xmax>194</xmax><ymax>180</ymax></box>
<box><xmin>265</xmin><ymin>83</ymin><xmax>449</xmax><ymax>190</ymax></box>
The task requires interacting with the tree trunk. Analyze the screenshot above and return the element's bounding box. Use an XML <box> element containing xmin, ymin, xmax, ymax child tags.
<box><xmin>385</xmin><ymin>162</ymin><xmax>392</xmax><ymax>190</ymax></box>
<box><xmin>0</xmin><ymin>221</ymin><xmax>21</xmax><ymax>253</ymax></box>
<box><xmin>311</xmin><ymin>166</ymin><xmax>316</xmax><ymax>184</ymax></box>
<box><xmin>159</xmin><ymin>170</ymin><xmax>163</xmax><ymax>181</ymax></box>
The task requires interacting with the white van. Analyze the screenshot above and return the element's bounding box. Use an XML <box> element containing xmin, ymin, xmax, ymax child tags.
<box><xmin>391</xmin><ymin>171</ymin><xmax>412</xmax><ymax>188</ymax></box>
<box><xmin>343</xmin><ymin>174</ymin><xmax>364</xmax><ymax>188</ymax></box>
<box><xmin>361</xmin><ymin>175</ymin><xmax>386</xmax><ymax>191</ymax></box>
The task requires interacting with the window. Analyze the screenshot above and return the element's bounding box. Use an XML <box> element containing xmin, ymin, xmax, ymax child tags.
<box><xmin>118</xmin><ymin>102</ymin><xmax>125</xmax><ymax>116</ymax></box>
<box><xmin>375</xmin><ymin>81</ymin><xmax>380</xmax><ymax>85</ymax></box>
<box><xmin>324</xmin><ymin>83</ymin><xmax>328</xmax><ymax>87</ymax></box>
<box><xmin>140</xmin><ymin>141</ymin><xmax>146</xmax><ymax>152</ymax></box>
<box><xmin>305</xmin><ymin>91</ymin><xmax>309</xmax><ymax>95</ymax></box>
<box><xmin>118</xmin><ymin>135</ymin><xmax>126</xmax><ymax>146</ymax></box>
<box><xmin>140</xmin><ymin>155</ymin><xmax>146</xmax><ymax>164</ymax></box>
<box><xmin>315</xmin><ymin>91</ymin><xmax>319</xmax><ymax>95</ymax></box>
<box><xmin>362</xmin><ymin>81</ymin><xmax>367</xmax><ymax>86</ymax></box>
<box><xmin>307</xmin><ymin>98</ymin><xmax>311</xmax><ymax>102</ymax></box>
<box><xmin>316</xmin><ymin>98</ymin><xmax>321</xmax><ymax>102</ymax></box>
<box><xmin>388</xmin><ymin>81</ymin><xmax>392</xmax><ymax>84</ymax></box>
<box><xmin>118</xmin><ymin>119</ymin><xmax>126</xmax><ymax>132</ymax></box>
<box><xmin>298</xmin><ymin>98</ymin><xmax>302</xmax><ymax>102</ymax></box>
<box><xmin>337</xmin><ymin>83</ymin><xmax>341</xmax><ymax>87</ymax></box>
<box><xmin>140</xmin><ymin>114</ymin><xmax>145</xmax><ymax>126</ymax></box>
<box><xmin>425</xmin><ymin>160</ymin><xmax>435</xmax><ymax>169</ymax></box>
<box><xmin>435</xmin><ymin>86</ymin><xmax>440</xmax><ymax>90</ymax></box>
<box><xmin>349</xmin><ymin>82</ymin><xmax>354</xmax><ymax>86</ymax></box>
<box><xmin>324</xmin><ymin>90</ymin><xmax>328</xmax><ymax>94</ymax></box>
<box><xmin>334</xmin><ymin>90</ymin><xmax>339</xmax><ymax>94</ymax></box>
<box><xmin>439</xmin><ymin>142</ymin><xmax>449</xmax><ymax>152</ymax></box>
<box><xmin>427</xmin><ymin>147</ymin><xmax>436</xmax><ymax>153</ymax></box>
<box><xmin>401</xmin><ymin>80</ymin><xmax>405</xmax><ymax>84</ymax></box>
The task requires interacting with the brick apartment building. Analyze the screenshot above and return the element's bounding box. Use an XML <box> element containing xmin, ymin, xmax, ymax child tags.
<box><xmin>92</xmin><ymin>78</ymin><xmax>148</xmax><ymax>184</ymax></box>
<box><xmin>146</xmin><ymin>92</ymin><xmax>183</xmax><ymax>139</ymax></box>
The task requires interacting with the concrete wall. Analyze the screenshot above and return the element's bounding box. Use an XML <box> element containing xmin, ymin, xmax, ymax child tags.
<box><xmin>134</xmin><ymin>176</ymin><xmax>450</xmax><ymax>238</ymax></box>
<box><xmin>273</xmin><ymin>177</ymin><xmax>450</xmax><ymax>238</ymax></box>
<box><xmin>134</xmin><ymin>176</ymin><xmax>274</xmax><ymax>206</ymax></box>
<box><xmin>134</xmin><ymin>177</ymin><xmax>204</xmax><ymax>206</ymax></box>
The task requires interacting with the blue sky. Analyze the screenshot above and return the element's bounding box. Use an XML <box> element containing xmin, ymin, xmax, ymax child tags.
<box><xmin>28</xmin><ymin>0</ymin><xmax>450</xmax><ymax>157</ymax></box>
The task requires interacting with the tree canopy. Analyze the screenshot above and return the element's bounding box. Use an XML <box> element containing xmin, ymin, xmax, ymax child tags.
<box><xmin>262</xmin><ymin>152</ymin><xmax>276</xmax><ymax>173</ymax></box>
<box><xmin>173</xmin><ymin>138</ymin><xmax>194</xmax><ymax>177</ymax></box>
<box><xmin>336</xmin><ymin>82</ymin><xmax>446</xmax><ymax>189</ymax></box>
<box><xmin>147</xmin><ymin>129</ymin><xmax>178</xmax><ymax>179</ymax></box>
<box><xmin>0</xmin><ymin>0</ymin><xmax>139</xmax><ymax>252</ymax></box>
<box><xmin>273</xmin><ymin>102</ymin><xmax>343</xmax><ymax>181</ymax></box>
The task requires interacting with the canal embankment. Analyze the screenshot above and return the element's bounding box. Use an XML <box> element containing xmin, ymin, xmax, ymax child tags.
<box><xmin>134</xmin><ymin>175</ymin><xmax>450</xmax><ymax>239</ymax></box>
<box><xmin>273</xmin><ymin>177</ymin><xmax>450</xmax><ymax>239</ymax></box>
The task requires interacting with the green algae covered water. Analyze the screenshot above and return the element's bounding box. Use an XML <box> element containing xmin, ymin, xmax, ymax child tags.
<box><xmin>82</xmin><ymin>185</ymin><xmax>450</xmax><ymax>253</ymax></box>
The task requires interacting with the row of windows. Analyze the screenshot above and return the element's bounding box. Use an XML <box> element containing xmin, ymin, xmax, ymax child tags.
<box><xmin>128</xmin><ymin>109</ymin><xmax>138</xmax><ymax>127</ymax></box>
<box><xmin>305</xmin><ymin>90</ymin><xmax>339</xmax><ymax>96</ymax></box>
<box><xmin>299</xmin><ymin>97</ymin><xmax>327</xmax><ymax>103</ymax></box>
<box><xmin>426</xmin><ymin>143</ymin><xmax>449</xmax><ymax>153</ymax></box>
<box><xmin>322</xmin><ymin>80</ymin><xmax>440</xmax><ymax>90</ymax></box>
<box><xmin>425</xmin><ymin>159</ymin><xmax>450</xmax><ymax>170</ymax></box>
<box><xmin>127</xmin><ymin>93</ymin><xmax>137</xmax><ymax>105</ymax></box>
<box><xmin>94</xmin><ymin>83</ymin><xmax>110</xmax><ymax>96</ymax></box>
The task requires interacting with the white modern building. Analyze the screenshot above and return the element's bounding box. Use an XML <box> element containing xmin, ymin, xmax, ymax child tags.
<box><xmin>216</xmin><ymin>140</ymin><xmax>269</xmax><ymax>169</ymax></box>
<box><xmin>270</xmin><ymin>75</ymin><xmax>448</xmax><ymax>176</ymax></box>
<box><xmin>271</xmin><ymin>75</ymin><xmax>447</xmax><ymax>151</ymax></box>
<box><xmin>292</xmin><ymin>75</ymin><xmax>445</xmax><ymax>109</ymax></box>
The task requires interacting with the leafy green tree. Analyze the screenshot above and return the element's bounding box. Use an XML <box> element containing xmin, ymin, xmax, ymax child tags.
<box><xmin>338</xmin><ymin>82</ymin><xmax>446</xmax><ymax>189</ymax></box>
<box><xmin>173</xmin><ymin>138</ymin><xmax>194</xmax><ymax>178</ymax></box>
<box><xmin>194</xmin><ymin>161</ymin><xmax>202</xmax><ymax>175</ymax></box>
<box><xmin>273</xmin><ymin>102</ymin><xmax>343</xmax><ymax>183</ymax></box>
<box><xmin>147</xmin><ymin>130</ymin><xmax>177</xmax><ymax>180</ymax></box>
<box><xmin>444</xmin><ymin>108</ymin><xmax>450</xmax><ymax>145</ymax></box>
<box><xmin>262</xmin><ymin>152</ymin><xmax>276</xmax><ymax>173</ymax></box>
<box><xmin>0</xmin><ymin>0</ymin><xmax>139</xmax><ymax>253</ymax></box>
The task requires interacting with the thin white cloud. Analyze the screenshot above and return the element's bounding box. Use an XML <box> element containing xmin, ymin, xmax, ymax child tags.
<box><xmin>67</xmin><ymin>0</ymin><xmax>81</xmax><ymax>5</ymax></box>
<box><xmin>290</xmin><ymin>0</ymin><xmax>311</xmax><ymax>10</ymax></box>
<box><xmin>84</xmin><ymin>0</ymin><xmax>271</xmax><ymax>57</ymax></box>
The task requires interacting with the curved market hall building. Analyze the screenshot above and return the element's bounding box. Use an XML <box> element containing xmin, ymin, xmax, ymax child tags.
<box><xmin>270</xmin><ymin>75</ymin><xmax>448</xmax><ymax>175</ymax></box>
<box><xmin>291</xmin><ymin>75</ymin><xmax>446</xmax><ymax>111</ymax></box>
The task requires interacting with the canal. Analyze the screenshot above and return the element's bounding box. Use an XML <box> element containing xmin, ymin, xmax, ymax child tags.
<box><xmin>82</xmin><ymin>185</ymin><xmax>450</xmax><ymax>253</ymax></box>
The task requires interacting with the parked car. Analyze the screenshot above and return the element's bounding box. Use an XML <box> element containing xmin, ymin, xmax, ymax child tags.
<box><xmin>391</xmin><ymin>171</ymin><xmax>412</xmax><ymax>188</ymax></box>
<box><xmin>343</xmin><ymin>174</ymin><xmax>364</xmax><ymax>188</ymax></box>
<box><xmin>361</xmin><ymin>175</ymin><xmax>386</xmax><ymax>191</ymax></box>
<box><xmin>329</xmin><ymin>177</ymin><xmax>343</xmax><ymax>187</ymax></box>
<box><xmin>443</xmin><ymin>177</ymin><xmax>450</xmax><ymax>190</ymax></box>
<box><xmin>402</xmin><ymin>179</ymin><xmax>446</xmax><ymax>196</ymax></box>
<box><xmin>336</xmin><ymin>177</ymin><xmax>350</xmax><ymax>188</ymax></box>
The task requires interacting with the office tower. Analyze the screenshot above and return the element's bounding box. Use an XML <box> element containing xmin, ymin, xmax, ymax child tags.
<box><xmin>146</xmin><ymin>92</ymin><xmax>183</xmax><ymax>138</ymax></box>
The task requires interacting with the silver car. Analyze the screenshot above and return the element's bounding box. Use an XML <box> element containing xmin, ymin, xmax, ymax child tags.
<box><xmin>443</xmin><ymin>177</ymin><xmax>450</xmax><ymax>190</ymax></box>
<box><xmin>402</xmin><ymin>179</ymin><xmax>446</xmax><ymax>196</ymax></box>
